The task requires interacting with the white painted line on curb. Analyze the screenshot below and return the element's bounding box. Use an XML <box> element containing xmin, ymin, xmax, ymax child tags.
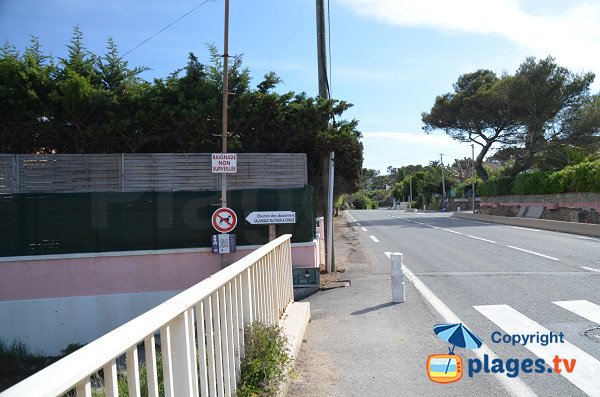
<box><xmin>582</xmin><ymin>266</ymin><xmax>600</xmax><ymax>274</ymax></box>
<box><xmin>465</xmin><ymin>234</ymin><xmax>497</xmax><ymax>244</ymax></box>
<box><xmin>369</xmin><ymin>235</ymin><xmax>380</xmax><ymax>243</ymax></box>
<box><xmin>383</xmin><ymin>252</ymin><xmax>536</xmax><ymax>397</ymax></box>
<box><xmin>507</xmin><ymin>246</ymin><xmax>559</xmax><ymax>261</ymax></box>
<box><xmin>475</xmin><ymin>304</ymin><xmax>600</xmax><ymax>397</ymax></box>
<box><xmin>361</xmin><ymin>227</ymin><xmax>368</xmax><ymax>232</ymax></box>
<box><xmin>553</xmin><ymin>300</ymin><xmax>600</xmax><ymax>325</ymax></box>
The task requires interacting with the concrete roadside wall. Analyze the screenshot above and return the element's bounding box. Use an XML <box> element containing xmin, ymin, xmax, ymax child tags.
<box><xmin>0</xmin><ymin>242</ymin><xmax>318</xmax><ymax>355</ymax></box>
<box><xmin>481</xmin><ymin>192</ymin><xmax>600</xmax><ymax>211</ymax></box>
<box><xmin>453</xmin><ymin>212</ymin><xmax>600</xmax><ymax>237</ymax></box>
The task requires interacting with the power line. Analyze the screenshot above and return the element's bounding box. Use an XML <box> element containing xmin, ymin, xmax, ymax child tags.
<box><xmin>123</xmin><ymin>0</ymin><xmax>217</xmax><ymax>57</ymax></box>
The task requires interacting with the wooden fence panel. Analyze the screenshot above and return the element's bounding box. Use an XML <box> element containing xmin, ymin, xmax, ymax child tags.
<box><xmin>18</xmin><ymin>154</ymin><xmax>122</xmax><ymax>193</ymax></box>
<box><xmin>3</xmin><ymin>153</ymin><xmax>307</xmax><ymax>193</ymax></box>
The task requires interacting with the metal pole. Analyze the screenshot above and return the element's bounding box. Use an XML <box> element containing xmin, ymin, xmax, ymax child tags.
<box><xmin>409</xmin><ymin>177</ymin><xmax>413</xmax><ymax>203</ymax></box>
<box><xmin>326</xmin><ymin>151</ymin><xmax>335</xmax><ymax>273</ymax></box>
<box><xmin>440</xmin><ymin>154</ymin><xmax>446</xmax><ymax>203</ymax></box>
<box><xmin>471</xmin><ymin>144</ymin><xmax>476</xmax><ymax>212</ymax></box>
<box><xmin>316</xmin><ymin>0</ymin><xmax>329</xmax><ymax>99</ymax></box>
<box><xmin>220</xmin><ymin>0</ymin><xmax>230</xmax><ymax>269</ymax></box>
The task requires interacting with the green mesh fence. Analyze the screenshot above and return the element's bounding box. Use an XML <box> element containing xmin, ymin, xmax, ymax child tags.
<box><xmin>0</xmin><ymin>186</ymin><xmax>314</xmax><ymax>257</ymax></box>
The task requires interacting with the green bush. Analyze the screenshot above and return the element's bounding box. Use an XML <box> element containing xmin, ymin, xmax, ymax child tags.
<box><xmin>348</xmin><ymin>192</ymin><xmax>376</xmax><ymax>209</ymax></box>
<box><xmin>478</xmin><ymin>159</ymin><xmax>600</xmax><ymax>196</ymax></box>
<box><xmin>512</xmin><ymin>171</ymin><xmax>558</xmax><ymax>195</ymax></box>
<box><xmin>237</xmin><ymin>322</ymin><xmax>291</xmax><ymax>397</ymax></box>
<box><xmin>478</xmin><ymin>176</ymin><xmax>514</xmax><ymax>196</ymax></box>
<box><xmin>545</xmin><ymin>160</ymin><xmax>600</xmax><ymax>193</ymax></box>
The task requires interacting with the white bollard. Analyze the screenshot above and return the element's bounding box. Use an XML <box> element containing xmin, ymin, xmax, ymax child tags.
<box><xmin>390</xmin><ymin>252</ymin><xmax>405</xmax><ymax>303</ymax></box>
<box><xmin>457</xmin><ymin>206</ymin><xmax>461</xmax><ymax>212</ymax></box>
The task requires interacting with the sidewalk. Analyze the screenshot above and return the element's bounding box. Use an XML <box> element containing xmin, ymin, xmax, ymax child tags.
<box><xmin>287</xmin><ymin>215</ymin><xmax>506</xmax><ymax>397</ymax></box>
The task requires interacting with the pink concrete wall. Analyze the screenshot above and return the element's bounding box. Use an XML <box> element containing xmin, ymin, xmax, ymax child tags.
<box><xmin>0</xmin><ymin>243</ymin><xmax>319</xmax><ymax>302</ymax></box>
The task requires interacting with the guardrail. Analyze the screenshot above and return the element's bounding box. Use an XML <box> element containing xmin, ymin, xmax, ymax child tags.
<box><xmin>2</xmin><ymin>235</ymin><xmax>294</xmax><ymax>397</ymax></box>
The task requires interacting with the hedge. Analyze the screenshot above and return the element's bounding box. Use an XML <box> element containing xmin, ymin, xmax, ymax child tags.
<box><xmin>478</xmin><ymin>160</ymin><xmax>600</xmax><ymax>196</ymax></box>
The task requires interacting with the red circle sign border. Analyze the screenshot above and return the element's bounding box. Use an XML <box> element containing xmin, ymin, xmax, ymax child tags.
<box><xmin>212</xmin><ymin>207</ymin><xmax>237</xmax><ymax>233</ymax></box>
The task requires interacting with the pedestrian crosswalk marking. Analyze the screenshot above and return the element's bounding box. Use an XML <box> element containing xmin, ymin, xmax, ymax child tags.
<box><xmin>553</xmin><ymin>300</ymin><xmax>600</xmax><ymax>325</ymax></box>
<box><xmin>382</xmin><ymin>252</ymin><xmax>536</xmax><ymax>396</ymax></box>
<box><xmin>474</xmin><ymin>304</ymin><xmax>600</xmax><ymax>397</ymax></box>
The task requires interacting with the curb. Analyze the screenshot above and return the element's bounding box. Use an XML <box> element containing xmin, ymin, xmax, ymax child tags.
<box><xmin>453</xmin><ymin>212</ymin><xmax>600</xmax><ymax>237</ymax></box>
<box><xmin>278</xmin><ymin>301</ymin><xmax>311</xmax><ymax>397</ymax></box>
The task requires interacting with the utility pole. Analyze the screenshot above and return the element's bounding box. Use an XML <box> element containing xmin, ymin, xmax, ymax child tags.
<box><xmin>316</xmin><ymin>0</ymin><xmax>329</xmax><ymax>99</ymax></box>
<box><xmin>409</xmin><ymin>177</ymin><xmax>413</xmax><ymax>203</ymax></box>
<box><xmin>440</xmin><ymin>154</ymin><xmax>446</xmax><ymax>207</ymax></box>
<box><xmin>316</xmin><ymin>0</ymin><xmax>333</xmax><ymax>271</ymax></box>
<box><xmin>220</xmin><ymin>0</ymin><xmax>230</xmax><ymax>269</ymax></box>
<box><xmin>471</xmin><ymin>144</ymin><xmax>476</xmax><ymax>212</ymax></box>
<box><xmin>327</xmin><ymin>151</ymin><xmax>335</xmax><ymax>273</ymax></box>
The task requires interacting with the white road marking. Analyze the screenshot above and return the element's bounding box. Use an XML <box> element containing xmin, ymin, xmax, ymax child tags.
<box><xmin>361</xmin><ymin>227</ymin><xmax>368</xmax><ymax>232</ymax></box>
<box><xmin>474</xmin><ymin>304</ymin><xmax>600</xmax><ymax>397</ymax></box>
<box><xmin>576</xmin><ymin>236</ymin><xmax>600</xmax><ymax>242</ymax></box>
<box><xmin>553</xmin><ymin>300</ymin><xmax>600</xmax><ymax>325</ymax></box>
<box><xmin>442</xmin><ymin>228</ymin><xmax>463</xmax><ymax>235</ymax></box>
<box><xmin>465</xmin><ymin>234</ymin><xmax>497</xmax><ymax>244</ymax></box>
<box><xmin>450</xmin><ymin>217</ymin><xmax>464</xmax><ymax>221</ymax></box>
<box><xmin>369</xmin><ymin>235</ymin><xmax>379</xmax><ymax>243</ymax></box>
<box><xmin>382</xmin><ymin>252</ymin><xmax>536</xmax><ymax>397</ymax></box>
<box><xmin>582</xmin><ymin>266</ymin><xmax>600</xmax><ymax>273</ymax></box>
<box><xmin>507</xmin><ymin>246</ymin><xmax>559</xmax><ymax>261</ymax></box>
<box><xmin>356</xmin><ymin>222</ymin><xmax>361</xmax><ymax>226</ymax></box>
<box><xmin>509</xmin><ymin>226</ymin><xmax>542</xmax><ymax>232</ymax></box>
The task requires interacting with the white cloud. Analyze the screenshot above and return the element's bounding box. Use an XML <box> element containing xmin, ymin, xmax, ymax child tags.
<box><xmin>338</xmin><ymin>0</ymin><xmax>600</xmax><ymax>74</ymax></box>
<box><xmin>362</xmin><ymin>131</ymin><xmax>459</xmax><ymax>145</ymax></box>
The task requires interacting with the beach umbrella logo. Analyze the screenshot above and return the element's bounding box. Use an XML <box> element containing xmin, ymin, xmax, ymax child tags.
<box><xmin>427</xmin><ymin>323</ymin><xmax>482</xmax><ymax>383</ymax></box>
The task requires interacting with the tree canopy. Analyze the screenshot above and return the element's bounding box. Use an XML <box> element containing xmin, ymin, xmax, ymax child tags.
<box><xmin>0</xmin><ymin>28</ymin><xmax>363</xmax><ymax>195</ymax></box>
<box><xmin>422</xmin><ymin>57</ymin><xmax>600</xmax><ymax>180</ymax></box>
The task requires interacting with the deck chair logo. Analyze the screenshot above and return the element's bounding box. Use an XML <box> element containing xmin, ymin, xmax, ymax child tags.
<box><xmin>427</xmin><ymin>323</ymin><xmax>482</xmax><ymax>383</ymax></box>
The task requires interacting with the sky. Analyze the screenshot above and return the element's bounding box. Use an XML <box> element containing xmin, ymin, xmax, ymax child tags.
<box><xmin>2</xmin><ymin>0</ymin><xmax>600</xmax><ymax>174</ymax></box>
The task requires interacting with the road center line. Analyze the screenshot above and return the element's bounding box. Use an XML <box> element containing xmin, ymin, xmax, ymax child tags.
<box><xmin>369</xmin><ymin>235</ymin><xmax>380</xmax><ymax>243</ymax></box>
<box><xmin>582</xmin><ymin>266</ymin><xmax>600</xmax><ymax>273</ymax></box>
<box><xmin>465</xmin><ymin>234</ymin><xmax>497</xmax><ymax>244</ymax></box>
<box><xmin>361</xmin><ymin>227</ymin><xmax>368</xmax><ymax>232</ymax></box>
<box><xmin>383</xmin><ymin>252</ymin><xmax>536</xmax><ymax>397</ymax></box>
<box><xmin>507</xmin><ymin>246</ymin><xmax>559</xmax><ymax>261</ymax></box>
<box><xmin>442</xmin><ymin>228</ymin><xmax>463</xmax><ymax>235</ymax></box>
<box><xmin>576</xmin><ymin>236</ymin><xmax>600</xmax><ymax>242</ymax></box>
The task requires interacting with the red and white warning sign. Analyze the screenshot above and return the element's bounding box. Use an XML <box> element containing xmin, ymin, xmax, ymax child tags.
<box><xmin>211</xmin><ymin>207</ymin><xmax>237</xmax><ymax>233</ymax></box>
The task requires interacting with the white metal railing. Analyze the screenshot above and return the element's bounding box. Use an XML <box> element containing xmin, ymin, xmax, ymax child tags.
<box><xmin>1</xmin><ymin>235</ymin><xmax>294</xmax><ymax>397</ymax></box>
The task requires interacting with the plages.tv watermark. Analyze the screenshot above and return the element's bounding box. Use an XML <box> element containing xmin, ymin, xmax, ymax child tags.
<box><xmin>427</xmin><ymin>323</ymin><xmax>575</xmax><ymax>383</ymax></box>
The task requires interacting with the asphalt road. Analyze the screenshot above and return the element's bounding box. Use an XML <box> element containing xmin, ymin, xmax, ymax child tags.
<box><xmin>344</xmin><ymin>209</ymin><xmax>600</xmax><ymax>397</ymax></box>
